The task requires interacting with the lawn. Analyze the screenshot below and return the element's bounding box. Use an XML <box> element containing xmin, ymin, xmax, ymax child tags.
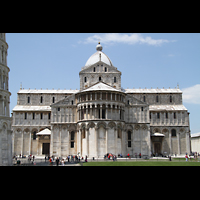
<box><xmin>81</xmin><ymin>160</ymin><xmax>200</xmax><ymax>166</ymax></box>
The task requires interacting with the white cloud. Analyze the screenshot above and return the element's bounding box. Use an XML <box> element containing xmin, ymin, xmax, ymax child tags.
<box><xmin>182</xmin><ymin>84</ymin><xmax>200</xmax><ymax>104</ymax></box>
<box><xmin>81</xmin><ymin>33</ymin><xmax>176</xmax><ymax>46</ymax></box>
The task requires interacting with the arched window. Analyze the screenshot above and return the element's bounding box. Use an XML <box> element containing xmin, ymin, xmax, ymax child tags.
<box><xmin>114</xmin><ymin>77</ymin><xmax>116</xmax><ymax>83</ymax></box>
<box><xmin>93</xmin><ymin>67</ymin><xmax>95</xmax><ymax>72</ymax></box>
<box><xmin>28</xmin><ymin>96</ymin><xmax>30</xmax><ymax>103</ymax></box>
<box><xmin>156</xmin><ymin>95</ymin><xmax>159</xmax><ymax>102</ymax></box>
<box><xmin>143</xmin><ymin>96</ymin><xmax>146</xmax><ymax>102</ymax></box>
<box><xmin>33</xmin><ymin>131</ymin><xmax>37</xmax><ymax>140</ymax></box>
<box><xmin>170</xmin><ymin>95</ymin><xmax>172</xmax><ymax>103</ymax></box>
<box><xmin>84</xmin><ymin>77</ymin><xmax>87</xmax><ymax>82</ymax></box>
<box><xmin>171</xmin><ymin>129</ymin><xmax>176</xmax><ymax>137</ymax></box>
<box><xmin>52</xmin><ymin>97</ymin><xmax>55</xmax><ymax>103</ymax></box>
<box><xmin>99</xmin><ymin>76</ymin><xmax>101</xmax><ymax>81</ymax></box>
<box><xmin>71</xmin><ymin>131</ymin><xmax>75</xmax><ymax>148</ymax></box>
<box><xmin>105</xmin><ymin>67</ymin><xmax>107</xmax><ymax>72</ymax></box>
<box><xmin>128</xmin><ymin>131</ymin><xmax>131</xmax><ymax>147</ymax></box>
<box><xmin>40</xmin><ymin>96</ymin><xmax>43</xmax><ymax>103</ymax></box>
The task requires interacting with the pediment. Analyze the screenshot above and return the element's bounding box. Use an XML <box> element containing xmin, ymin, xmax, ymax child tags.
<box><xmin>81</xmin><ymin>81</ymin><xmax>122</xmax><ymax>93</ymax></box>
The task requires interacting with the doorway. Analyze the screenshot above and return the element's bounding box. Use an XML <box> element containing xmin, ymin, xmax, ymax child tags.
<box><xmin>42</xmin><ymin>143</ymin><xmax>50</xmax><ymax>155</ymax></box>
<box><xmin>154</xmin><ymin>143</ymin><xmax>161</xmax><ymax>155</ymax></box>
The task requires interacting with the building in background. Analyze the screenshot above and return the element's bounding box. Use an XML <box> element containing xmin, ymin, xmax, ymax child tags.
<box><xmin>0</xmin><ymin>33</ymin><xmax>12</xmax><ymax>165</ymax></box>
<box><xmin>12</xmin><ymin>42</ymin><xmax>191</xmax><ymax>158</ymax></box>
<box><xmin>191</xmin><ymin>133</ymin><xmax>200</xmax><ymax>153</ymax></box>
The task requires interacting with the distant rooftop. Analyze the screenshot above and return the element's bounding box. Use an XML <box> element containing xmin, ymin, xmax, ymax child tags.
<box><xmin>18</xmin><ymin>89</ymin><xmax>79</xmax><ymax>94</ymax></box>
<box><xmin>125</xmin><ymin>88</ymin><xmax>182</xmax><ymax>93</ymax></box>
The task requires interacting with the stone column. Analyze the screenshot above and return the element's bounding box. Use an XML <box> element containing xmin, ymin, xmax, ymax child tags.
<box><xmin>59</xmin><ymin>125</ymin><xmax>62</xmax><ymax>156</ymax></box>
<box><xmin>115</xmin><ymin>128</ymin><xmax>117</xmax><ymax>155</ymax></box>
<box><xmin>100</xmin><ymin>105</ymin><xmax>102</xmax><ymax>119</ymax></box>
<box><xmin>21</xmin><ymin>130</ymin><xmax>24</xmax><ymax>156</ymax></box>
<box><xmin>186</xmin><ymin>131</ymin><xmax>190</xmax><ymax>154</ymax></box>
<box><xmin>86</xmin><ymin>104</ymin><xmax>88</xmax><ymax>120</ymax></box>
<box><xmin>86</xmin><ymin>128</ymin><xmax>89</xmax><ymax>156</ymax></box>
<box><xmin>177</xmin><ymin>132</ymin><xmax>180</xmax><ymax>155</ymax></box>
<box><xmin>95</xmin><ymin>127</ymin><xmax>98</xmax><ymax>157</ymax></box>
<box><xmin>78</xmin><ymin>129</ymin><xmax>81</xmax><ymax>155</ymax></box>
<box><xmin>90</xmin><ymin>104</ymin><xmax>92</xmax><ymax>120</ymax></box>
<box><xmin>105</xmin><ymin>128</ymin><xmax>108</xmax><ymax>154</ymax></box>
<box><xmin>105</xmin><ymin>104</ymin><xmax>108</xmax><ymax>119</ymax></box>
<box><xmin>68</xmin><ymin>130</ymin><xmax>70</xmax><ymax>155</ymax></box>
<box><xmin>169</xmin><ymin>131</ymin><xmax>171</xmax><ymax>154</ymax></box>
<box><xmin>95</xmin><ymin>104</ymin><xmax>97</xmax><ymax>119</ymax></box>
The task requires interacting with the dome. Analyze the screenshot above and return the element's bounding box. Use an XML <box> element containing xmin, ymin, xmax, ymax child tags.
<box><xmin>84</xmin><ymin>43</ymin><xmax>113</xmax><ymax>68</ymax></box>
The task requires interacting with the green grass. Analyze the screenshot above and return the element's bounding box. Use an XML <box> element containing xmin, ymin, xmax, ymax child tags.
<box><xmin>81</xmin><ymin>160</ymin><xmax>200</xmax><ymax>166</ymax></box>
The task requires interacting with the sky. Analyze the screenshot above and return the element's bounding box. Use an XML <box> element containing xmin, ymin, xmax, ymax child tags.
<box><xmin>6</xmin><ymin>33</ymin><xmax>200</xmax><ymax>134</ymax></box>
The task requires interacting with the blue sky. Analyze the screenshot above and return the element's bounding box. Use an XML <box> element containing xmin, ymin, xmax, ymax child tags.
<box><xmin>6</xmin><ymin>33</ymin><xmax>200</xmax><ymax>134</ymax></box>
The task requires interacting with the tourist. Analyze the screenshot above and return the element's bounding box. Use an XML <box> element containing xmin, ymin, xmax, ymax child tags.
<box><xmin>61</xmin><ymin>159</ymin><xmax>65</xmax><ymax>166</ymax></box>
<box><xmin>185</xmin><ymin>154</ymin><xmax>188</xmax><ymax>161</ymax></box>
<box><xmin>56</xmin><ymin>157</ymin><xmax>60</xmax><ymax>166</ymax></box>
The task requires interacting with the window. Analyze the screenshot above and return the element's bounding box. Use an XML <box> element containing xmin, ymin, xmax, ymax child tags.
<box><xmin>71</xmin><ymin>100</ymin><xmax>73</xmax><ymax>105</ymax></box>
<box><xmin>170</xmin><ymin>95</ymin><xmax>172</xmax><ymax>103</ymax></box>
<box><xmin>128</xmin><ymin>100</ymin><xmax>129</xmax><ymax>105</ymax></box>
<box><xmin>40</xmin><ymin>96</ymin><xmax>43</xmax><ymax>103</ymax></box>
<box><xmin>174</xmin><ymin>112</ymin><xmax>176</xmax><ymax>119</ymax></box>
<box><xmin>143</xmin><ymin>96</ymin><xmax>146</xmax><ymax>102</ymax></box>
<box><xmin>93</xmin><ymin>67</ymin><xmax>95</xmax><ymax>72</ymax></box>
<box><xmin>52</xmin><ymin>97</ymin><xmax>55</xmax><ymax>103</ymax></box>
<box><xmin>156</xmin><ymin>95</ymin><xmax>159</xmax><ymax>102</ymax></box>
<box><xmin>157</xmin><ymin>113</ymin><xmax>160</xmax><ymax>119</ymax></box>
<box><xmin>33</xmin><ymin>131</ymin><xmax>37</xmax><ymax>140</ymax></box>
<box><xmin>33</xmin><ymin>112</ymin><xmax>35</xmax><ymax>120</ymax></box>
<box><xmin>24</xmin><ymin>113</ymin><xmax>27</xmax><ymax>120</ymax></box>
<box><xmin>141</xmin><ymin>107</ymin><xmax>143</xmax><ymax>111</ymax></box>
<box><xmin>114</xmin><ymin>77</ymin><xmax>116</xmax><ymax>83</ymax></box>
<box><xmin>58</xmin><ymin>107</ymin><xmax>60</xmax><ymax>111</ymax></box>
<box><xmin>99</xmin><ymin>76</ymin><xmax>101</xmax><ymax>81</ymax></box>
<box><xmin>171</xmin><ymin>129</ymin><xmax>176</xmax><ymax>137</ymax></box>
<box><xmin>166</xmin><ymin>112</ymin><xmax>168</xmax><ymax>119</ymax></box>
<box><xmin>48</xmin><ymin>113</ymin><xmax>51</xmax><ymax>120</ymax></box>
<box><xmin>40</xmin><ymin>113</ymin><xmax>43</xmax><ymax>119</ymax></box>
<box><xmin>84</xmin><ymin>77</ymin><xmax>87</xmax><ymax>82</ymax></box>
<box><xmin>27</xmin><ymin>96</ymin><xmax>30</xmax><ymax>103</ymax></box>
<box><xmin>128</xmin><ymin>131</ymin><xmax>131</xmax><ymax>147</ymax></box>
<box><xmin>105</xmin><ymin>67</ymin><xmax>107</xmax><ymax>72</ymax></box>
<box><xmin>71</xmin><ymin>131</ymin><xmax>75</xmax><ymax>148</ymax></box>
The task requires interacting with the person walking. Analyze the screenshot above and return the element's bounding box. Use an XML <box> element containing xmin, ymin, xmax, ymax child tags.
<box><xmin>56</xmin><ymin>157</ymin><xmax>60</xmax><ymax>166</ymax></box>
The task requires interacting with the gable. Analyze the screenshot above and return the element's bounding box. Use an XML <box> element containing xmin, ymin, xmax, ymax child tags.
<box><xmin>81</xmin><ymin>81</ymin><xmax>122</xmax><ymax>93</ymax></box>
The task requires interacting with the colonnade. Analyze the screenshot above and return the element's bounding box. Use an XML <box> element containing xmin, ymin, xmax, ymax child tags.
<box><xmin>77</xmin><ymin>102</ymin><xmax>125</xmax><ymax>121</ymax></box>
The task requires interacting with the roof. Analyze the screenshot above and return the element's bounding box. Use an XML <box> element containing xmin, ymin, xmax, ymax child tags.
<box><xmin>82</xmin><ymin>43</ymin><xmax>113</xmax><ymax>70</ymax></box>
<box><xmin>13</xmin><ymin>105</ymin><xmax>51</xmax><ymax>112</ymax></box>
<box><xmin>149</xmin><ymin>105</ymin><xmax>187</xmax><ymax>111</ymax></box>
<box><xmin>18</xmin><ymin>89</ymin><xmax>79</xmax><ymax>94</ymax></box>
<box><xmin>81</xmin><ymin>81</ymin><xmax>122</xmax><ymax>93</ymax></box>
<box><xmin>191</xmin><ymin>133</ymin><xmax>200</xmax><ymax>138</ymax></box>
<box><xmin>151</xmin><ymin>133</ymin><xmax>165</xmax><ymax>137</ymax></box>
<box><xmin>36</xmin><ymin>128</ymin><xmax>51</xmax><ymax>135</ymax></box>
<box><xmin>125</xmin><ymin>88</ymin><xmax>182</xmax><ymax>94</ymax></box>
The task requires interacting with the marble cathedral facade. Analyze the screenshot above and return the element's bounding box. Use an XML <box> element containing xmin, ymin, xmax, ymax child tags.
<box><xmin>12</xmin><ymin>42</ymin><xmax>191</xmax><ymax>158</ymax></box>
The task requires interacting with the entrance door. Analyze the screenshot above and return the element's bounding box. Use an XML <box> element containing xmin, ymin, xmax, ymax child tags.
<box><xmin>154</xmin><ymin>143</ymin><xmax>161</xmax><ymax>155</ymax></box>
<box><xmin>42</xmin><ymin>143</ymin><xmax>50</xmax><ymax>155</ymax></box>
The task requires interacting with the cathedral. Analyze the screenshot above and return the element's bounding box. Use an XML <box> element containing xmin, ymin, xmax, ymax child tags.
<box><xmin>12</xmin><ymin>42</ymin><xmax>191</xmax><ymax>158</ymax></box>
